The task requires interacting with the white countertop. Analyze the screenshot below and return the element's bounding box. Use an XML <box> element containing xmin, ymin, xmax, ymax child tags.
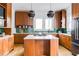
<box><xmin>24</xmin><ymin>35</ymin><xmax>59</xmax><ymax>40</ymax></box>
<box><xmin>0</xmin><ymin>35</ymin><xmax>12</xmax><ymax>40</ymax></box>
<box><xmin>58</xmin><ymin>33</ymin><xmax>71</xmax><ymax>36</ymax></box>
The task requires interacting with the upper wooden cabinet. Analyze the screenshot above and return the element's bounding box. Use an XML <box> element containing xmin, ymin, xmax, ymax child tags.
<box><xmin>0</xmin><ymin>3</ymin><xmax>12</xmax><ymax>35</ymax></box>
<box><xmin>72</xmin><ymin>3</ymin><xmax>79</xmax><ymax>18</ymax></box>
<box><xmin>55</xmin><ymin>11</ymin><xmax>62</xmax><ymax>28</ymax></box>
<box><xmin>0</xmin><ymin>3</ymin><xmax>12</xmax><ymax>27</ymax></box>
<box><xmin>15</xmin><ymin>11</ymin><xmax>31</xmax><ymax>26</ymax></box>
<box><xmin>55</xmin><ymin>9</ymin><xmax>66</xmax><ymax>28</ymax></box>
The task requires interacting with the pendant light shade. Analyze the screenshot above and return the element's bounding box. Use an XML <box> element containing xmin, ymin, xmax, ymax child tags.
<box><xmin>47</xmin><ymin>10</ymin><xmax>54</xmax><ymax>17</ymax></box>
<box><xmin>47</xmin><ymin>1</ymin><xmax>54</xmax><ymax>18</ymax></box>
<box><xmin>28</xmin><ymin>2</ymin><xmax>35</xmax><ymax>18</ymax></box>
<box><xmin>28</xmin><ymin>10</ymin><xmax>35</xmax><ymax>17</ymax></box>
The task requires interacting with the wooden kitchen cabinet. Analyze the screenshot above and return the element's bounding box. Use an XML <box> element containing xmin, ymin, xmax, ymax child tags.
<box><xmin>0</xmin><ymin>3</ymin><xmax>12</xmax><ymax>35</ymax></box>
<box><xmin>0</xmin><ymin>3</ymin><xmax>12</xmax><ymax>27</ymax></box>
<box><xmin>14</xmin><ymin>34</ymin><xmax>29</xmax><ymax>44</ymax></box>
<box><xmin>55</xmin><ymin>11</ymin><xmax>62</xmax><ymax>28</ymax></box>
<box><xmin>50</xmin><ymin>39</ymin><xmax>59</xmax><ymax>56</ymax></box>
<box><xmin>8</xmin><ymin>35</ymin><xmax>14</xmax><ymax>52</ymax></box>
<box><xmin>59</xmin><ymin>34</ymin><xmax>72</xmax><ymax>50</ymax></box>
<box><xmin>62</xmin><ymin>10</ymin><xmax>66</xmax><ymax>28</ymax></box>
<box><xmin>15</xmin><ymin>11</ymin><xmax>29</xmax><ymax>26</ymax></box>
<box><xmin>24</xmin><ymin>39</ymin><xmax>58</xmax><ymax>56</ymax></box>
<box><xmin>4</xmin><ymin>28</ymin><xmax>11</xmax><ymax>35</ymax></box>
<box><xmin>24</xmin><ymin>40</ymin><xmax>35</xmax><ymax>56</ymax></box>
<box><xmin>65</xmin><ymin>35</ymin><xmax>72</xmax><ymax>50</ymax></box>
<box><xmin>0</xmin><ymin>38</ymin><xmax>3</xmax><ymax>56</ymax></box>
<box><xmin>0</xmin><ymin>35</ymin><xmax>14</xmax><ymax>56</ymax></box>
<box><xmin>55</xmin><ymin>9</ymin><xmax>66</xmax><ymax>28</ymax></box>
<box><xmin>35</xmin><ymin>40</ymin><xmax>44</xmax><ymax>56</ymax></box>
<box><xmin>3</xmin><ymin>37</ymin><xmax>9</xmax><ymax>55</ymax></box>
<box><xmin>59</xmin><ymin>34</ymin><xmax>65</xmax><ymax>46</ymax></box>
<box><xmin>72</xmin><ymin>3</ymin><xmax>79</xmax><ymax>18</ymax></box>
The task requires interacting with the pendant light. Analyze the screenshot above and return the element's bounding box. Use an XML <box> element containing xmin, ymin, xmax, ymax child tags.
<box><xmin>28</xmin><ymin>3</ymin><xmax>35</xmax><ymax>18</ymax></box>
<box><xmin>47</xmin><ymin>2</ymin><xmax>54</xmax><ymax>17</ymax></box>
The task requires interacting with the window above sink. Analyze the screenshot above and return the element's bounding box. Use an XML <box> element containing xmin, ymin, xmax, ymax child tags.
<box><xmin>33</xmin><ymin>18</ymin><xmax>55</xmax><ymax>32</ymax></box>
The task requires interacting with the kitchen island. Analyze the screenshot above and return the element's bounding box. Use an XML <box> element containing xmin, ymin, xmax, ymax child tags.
<box><xmin>24</xmin><ymin>35</ymin><xmax>59</xmax><ymax>56</ymax></box>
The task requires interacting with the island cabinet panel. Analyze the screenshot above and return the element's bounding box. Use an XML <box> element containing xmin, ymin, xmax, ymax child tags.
<box><xmin>35</xmin><ymin>40</ymin><xmax>44</xmax><ymax>56</ymax></box>
<box><xmin>50</xmin><ymin>40</ymin><xmax>59</xmax><ymax>56</ymax></box>
<box><xmin>43</xmin><ymin>40</ymin><xmax>50</xmax><ymax>56</ymax></box>
<box><xmin>24</xmin><ymin>40</ymin><xmax>35</xmax><ymax>56</ymax></box>
<box><xmin>24</xmin><ymin>39</ymin><xmax>58</xmax><ymax>56</ymax></box>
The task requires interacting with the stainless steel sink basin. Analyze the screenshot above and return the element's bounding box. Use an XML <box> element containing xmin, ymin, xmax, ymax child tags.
<box><xmin>33</xmin><ymin>32</ymin><xmax>47</xmax><ymax>36</ymax></box>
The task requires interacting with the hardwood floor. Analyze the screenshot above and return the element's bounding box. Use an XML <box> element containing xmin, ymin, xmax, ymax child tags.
<box><xmin>59</xmin><ymin>46</ymin><xmax>72</xmax><ymax>56</ymax></box>
<box><xmin>7</xmin><ymin>44</ymin><xmax>73</xmax><ymax>56</ymax></box>
<box><xmin>7</xmin><ymin>44</ymin><xmax>24</xmax><ymax>56</ymax></box>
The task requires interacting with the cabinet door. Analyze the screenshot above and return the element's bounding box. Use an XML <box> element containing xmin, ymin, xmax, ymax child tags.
<box><xmin>8</xmin><ymin>35</ymin><xmax>14</xmax><ymax>51</ymax></box>
<box><xmin>24</xmin><ymin>40</ymin><xmax>35</xmax><ymax>56</ymax></box>
<box><xmin>65</xmin><ymin>35</ymin><xmax>71</xmax><ymax>50</ymax></box>
<box><xmin>59</xmin><ymin>34</ymin><xmax>64</xmax><ymax>45</ymax></box>
<box><xmin>72</xmin><ymin>3</ymin><xmax>79</xmax><ymax>18</ymax></box>
<box><xmin>50</xmin><ymin>39</ymin><xmax>59</xmax><ymax>56</ymax></box>
<box><xmin>3</xmin><ymin>39</ymin><xmax>9</xmax><ymax>55</ymax></box>
<box><xmin>35</xmin><ymin>40</ymin><xmax>44</xmax><ymax>56</ymax></box>
<box><xmin>15</xmin><ymin>12</ymin><xmax>28</xmax><ymax>26</ymax></box>
<box><xmin>62</xmin><ymin>10</ymin><xmax>66</xmax><ymax>28</ymax></box>
<box><xmin>43</xmin><ymin>40</ymin><xmax>50</xmax><ymax>56</ymax></box>
<box><xmin>55</xmin><ymin>11</ymin><xmax>62</xmax><ymax>28</ymax></box>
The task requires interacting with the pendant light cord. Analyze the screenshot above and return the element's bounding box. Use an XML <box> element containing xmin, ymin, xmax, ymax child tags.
<box><xmin>31</xmin><ymin>0</ymin><xmax>32</xmax><ymax>10</ymax></box>
<box><xmin>50</xmin><ymin>0</ymin><xmax>51</xmax><ymax>10</ymax></box>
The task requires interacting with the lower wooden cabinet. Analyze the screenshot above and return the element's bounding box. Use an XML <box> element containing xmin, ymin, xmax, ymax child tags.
<box><xmin>8</xmin><ymin>35</ymin><xmax>14</xmax><ymax>52</ymax></box>
<box><xmin>59</xmin><ymin>34</ymin><xmax>72</xmax><ymax>50</ymax></box>
<box><xmin>14</xmin><ymin>34</ymin><xmax>29</xmax><ymax>44</ymax></box>
<box><xmin>3</xmin><ymin>38</ymin><xmax>9</xmax><ymax>55</ymax></box>
<box><xmin>0</xmin><ymin>35</ymin><xmax>14</xmax><ymax>56</ymax></box>
<box><xmin>24</xmin><ymin>39</ymin><xmax>58</xmax><ymax>56</ymax></box>
<box><xmin>0</xmin><ymin>38</ymin><xmax>3</xmax><ymax>55</ymax></box>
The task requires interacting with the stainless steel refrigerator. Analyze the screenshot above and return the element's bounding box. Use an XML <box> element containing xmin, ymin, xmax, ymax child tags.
<box><xmin>71</xmin><ymin>17</ymin><xmax>79</xmax><ymax>56</ymax></box>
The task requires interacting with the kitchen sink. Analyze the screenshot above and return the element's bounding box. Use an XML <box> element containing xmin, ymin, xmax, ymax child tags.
<box><xmin>33</xmin><ymin>32</ymin><xmax>47</xmax><ymax>36</ymax></box>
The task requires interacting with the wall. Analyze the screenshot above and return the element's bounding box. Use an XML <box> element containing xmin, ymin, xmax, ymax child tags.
<box><xmin>66</xmin><ymin>4</ymin><xmax>72</xmax><ymax>34</ymax></box>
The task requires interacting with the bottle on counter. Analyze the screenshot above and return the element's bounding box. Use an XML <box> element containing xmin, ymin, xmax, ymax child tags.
<box><xmin>28</xmin><ymin>26</ymin><xmax>33</xmax><ymax>33</ymax></box>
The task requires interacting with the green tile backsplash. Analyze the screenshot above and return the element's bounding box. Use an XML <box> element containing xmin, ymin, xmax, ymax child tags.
<box><xmin>0</xmin><ymin>28</ymin><xmax>4</xmax><ymax>34</ymax></box>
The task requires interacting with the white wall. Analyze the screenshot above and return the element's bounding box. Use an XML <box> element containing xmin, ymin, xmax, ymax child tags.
<box><xmin>12</xmin><ymin>3</ymin><xmax>72</xmax><ymax>34</ymax></box>
<box><xmin>66</xmin><ymin>4</ymin><xmax>72</xmax><ymax>34</ymax></box>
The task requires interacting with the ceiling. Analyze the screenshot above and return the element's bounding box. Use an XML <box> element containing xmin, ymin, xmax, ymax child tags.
<box><xmin>12</xmin><ymin>3</ymin><xmax>71</xmax><ymax>18</ymax></box>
